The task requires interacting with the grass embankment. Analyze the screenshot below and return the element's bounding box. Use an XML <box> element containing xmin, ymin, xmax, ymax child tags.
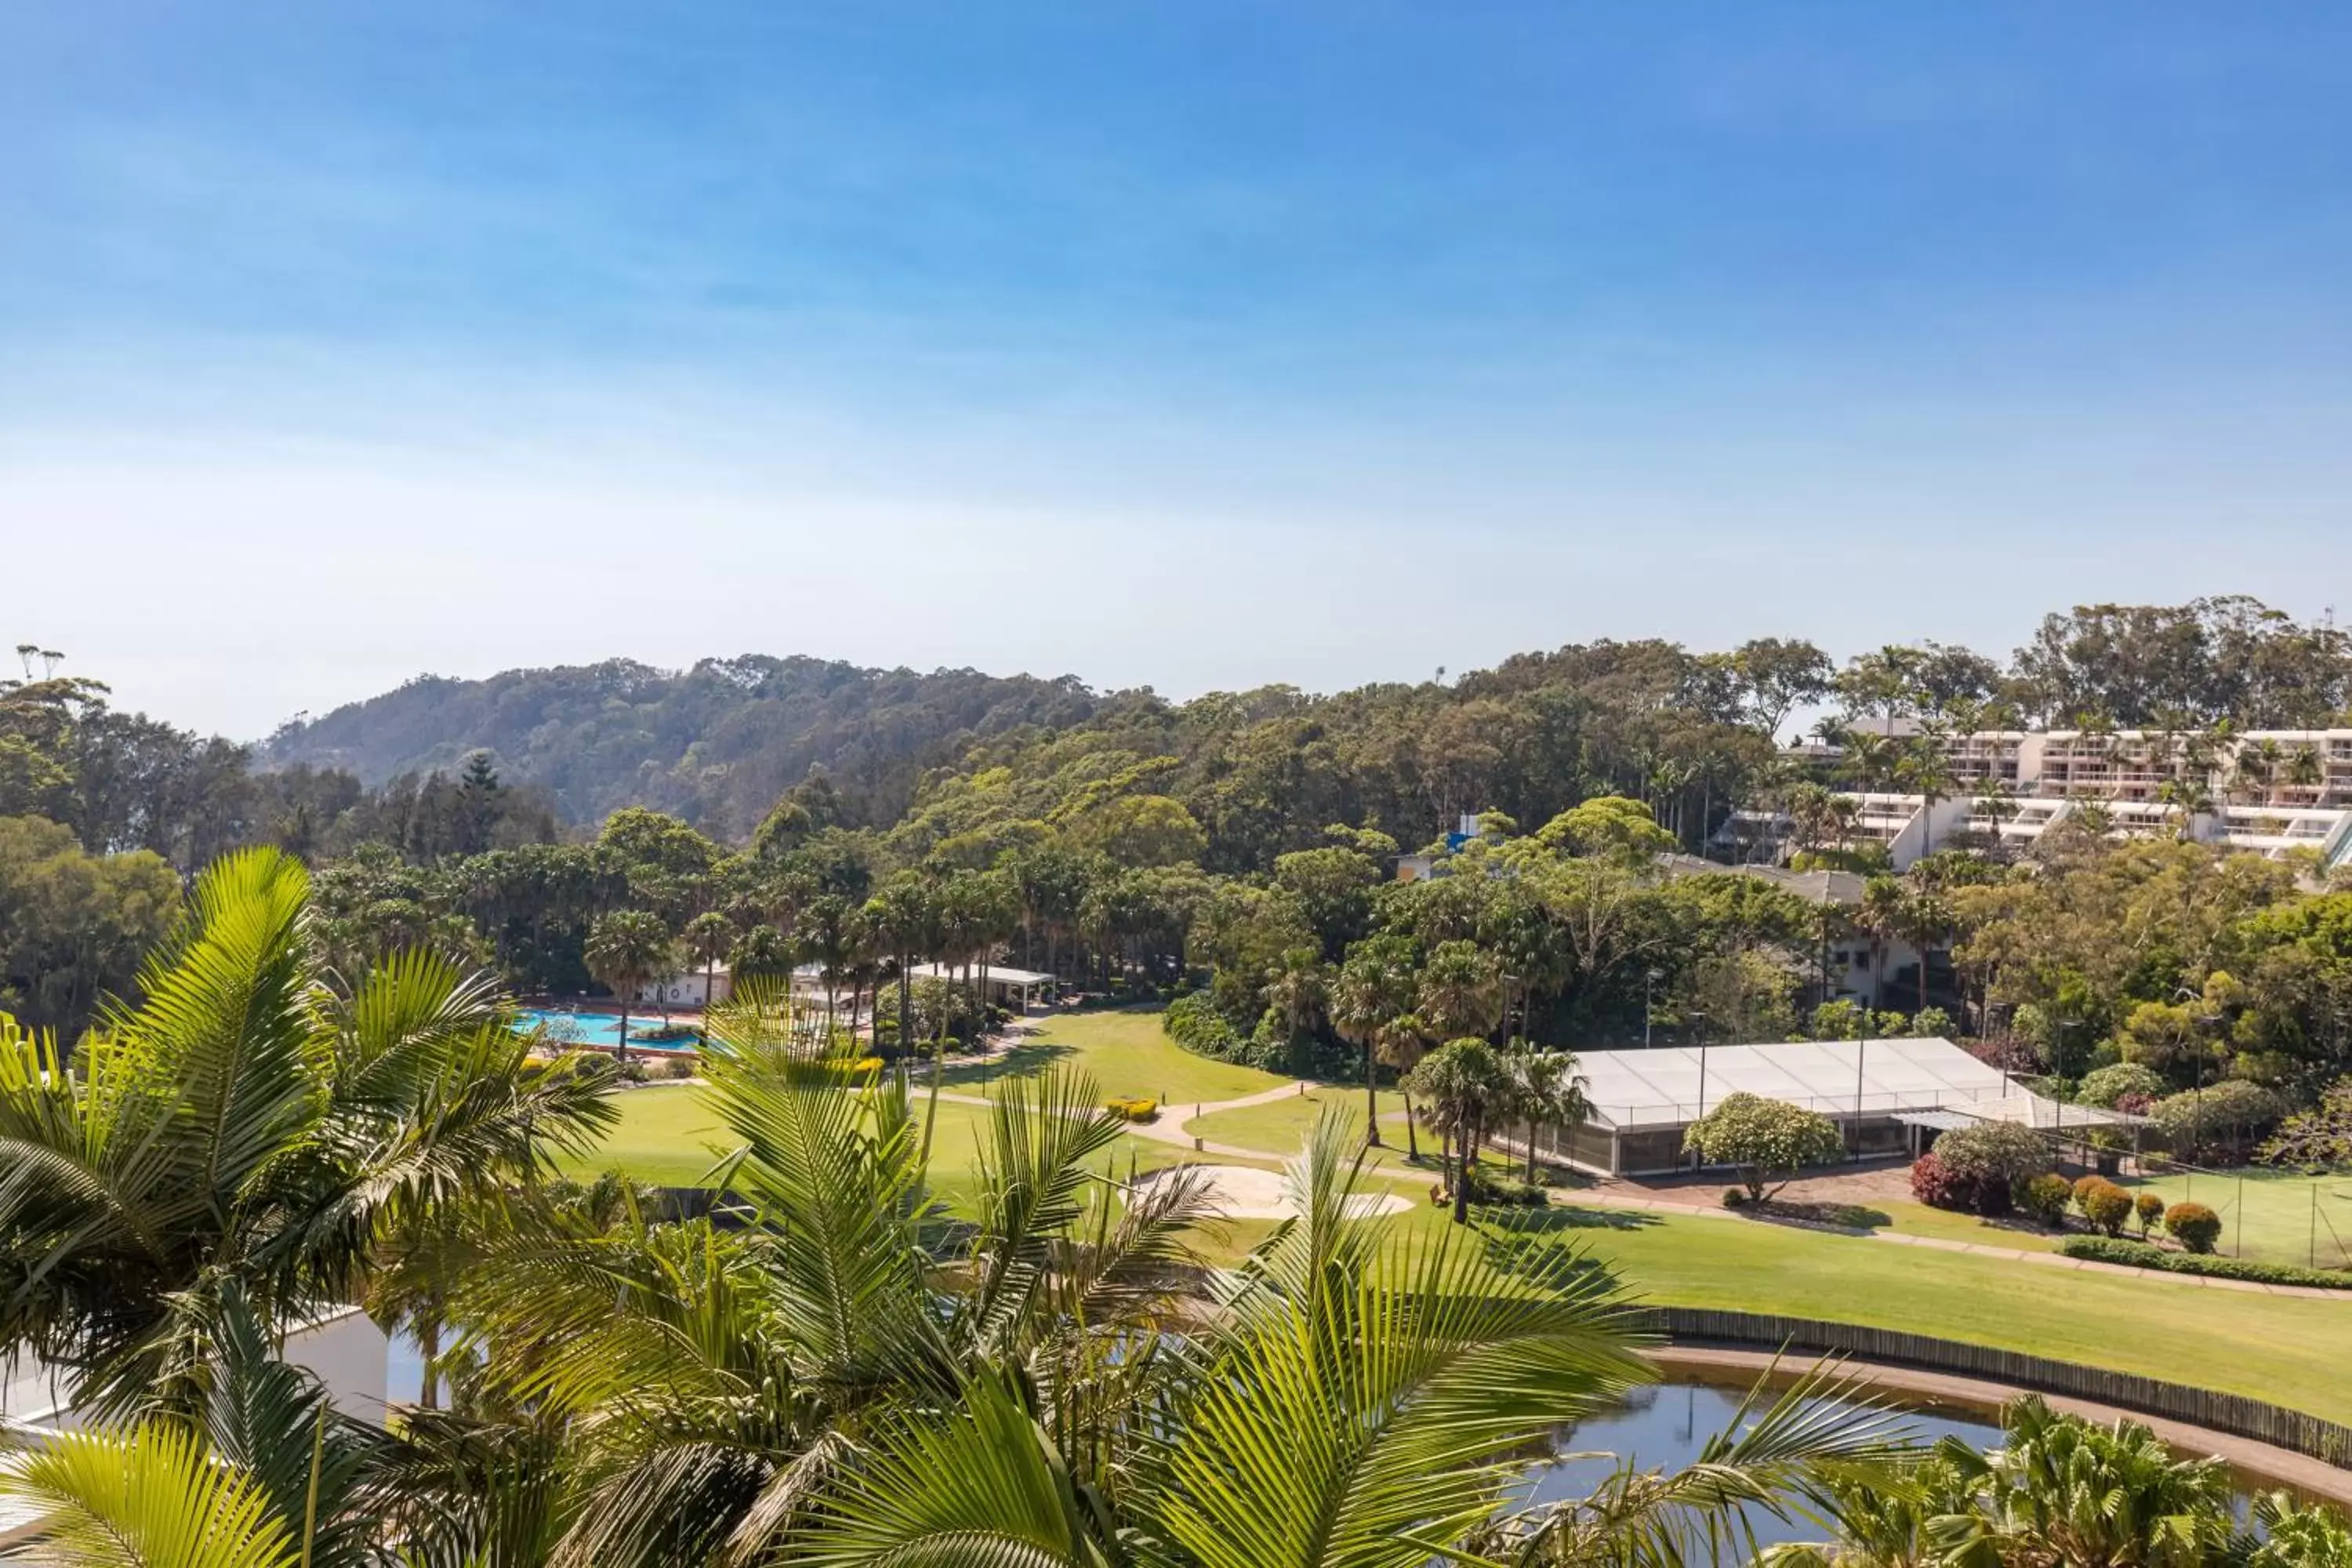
<box><xmin>942</xmin><ymin>1005</ymin><xmax>1290</xmax><ymax>1106</ymax></box>
<box><xmin>555</xmin><ymin>1083</ymin><xmax>1199</xmax><ymax>1200</ymax></box>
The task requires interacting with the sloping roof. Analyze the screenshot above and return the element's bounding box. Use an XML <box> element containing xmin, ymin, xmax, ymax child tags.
<box><xmin>906</xmin><ymin>962</ymin><xmax>1054</xmax><ymax>986</ymax></box>
<box><xmin>1574</xmin><ymin>1036</ymin><xmax>2013</xmax><ymax>1132</ymax></box>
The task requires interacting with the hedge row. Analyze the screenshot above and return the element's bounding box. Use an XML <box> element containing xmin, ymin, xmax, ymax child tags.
<box><xmin>2060</xmin><ymin>1236</ymin><xmax>2352</xmax><ymax>1290</ymax></box>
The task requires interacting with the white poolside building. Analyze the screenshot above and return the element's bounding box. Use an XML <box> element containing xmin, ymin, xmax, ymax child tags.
<box><xmin>1529</xmin><ymin>1035</ymin><xmax>2139</xmax><ymax>1178</ymax></box>
<box><xmin>637</xmin><ymin>962</ymin><xmax>731</xmax><ymax>1009</ymax></box>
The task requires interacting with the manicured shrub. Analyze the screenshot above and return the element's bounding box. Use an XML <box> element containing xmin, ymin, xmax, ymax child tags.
<box><xmin>661</xmin><ymin>1056</ymin><xmax>698</xmax><ymax>1080</ymax></box>
<box><xmin>1104</xmin><ymin>1096</ymin><xmax>1160</xmax><ymax>1123</ymax></box>
<box><xmin>2165</xmin><ymin>1200</ymin><xmax>2223</xmax><ymax>1254</ymax></box>
<box><xmin>1722</xmin><ymin>1188</ymin><xmax>1748</xmax><ymax>1209</ymax></box>
<box><xmin>2134</xmin><ymin>1192</ymin><xmax>2166</xmax><ymax>1236</ymax></box>
<box><xmin>1932</xmin><ymin>1121</ymin><xmax>2052</xmax><ymax>1216</ymax></box>
<box><xmin>2061</xmin><ymin>1236</ymin><xmax>2352</xmax><ymax>1290</ymax></box>
<box><xmin>2078</xmin><ymin>1179</ymin><xmax>2135</xmax><ymax>1237</ymax></box>
<box><xmin>1910</xmin><ymin>1152</ymin><xmax>1969</xmax><ymax>1211</ymax></box>
<box><xmin>2020</xmin><ymin>1172</ymin><xmax>2074</xmax><ymax>1228</ymax></box>
<box><xmin>1463</xmin><ymin>1170</ymin><xmax>1548</xmax><ymax>1207</ymax></box>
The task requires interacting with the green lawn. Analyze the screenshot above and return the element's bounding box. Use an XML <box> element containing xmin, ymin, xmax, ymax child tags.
<box><xmin>941</xmin><ymin>1006</ymin><xmax>1294</xmax><ymax>1107</ymax></box>
<box><xmin>554</xmin><ymin>1028</ymin><xmax>2352</xmax><ymax>1423</ymax></box>
<box><xmin>2117</xmin><ymin>1167</ymin><xmax>2352</xmax><ymax>1271</ymax></box>
<box><xmin>555</xmin><ymin>1080</ymin><xmax>1223</xmax><ymax>1199</ymax></box>
<box><xmin>1200</xmin><ymin>1200</ymin><xmax>2352</xmax><ymax>1422</ymax></box>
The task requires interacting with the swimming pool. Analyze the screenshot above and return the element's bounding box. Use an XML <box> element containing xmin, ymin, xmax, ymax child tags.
<box><xmin>511</xmin><ymin>1008</ymin><xmax>702</xmax><ymax>1053</ymax></box>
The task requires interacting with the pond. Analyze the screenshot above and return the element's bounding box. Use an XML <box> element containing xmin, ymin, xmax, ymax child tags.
<box><xmin>1519</xmin><ymin>1371</ymin><xmax>2280</xmax><ymax>1548</ymax></box>
<box><xmin>1519</xmin><ymin>1376</ymin><xmax>2004</xmax><ymax>1548</ymax></box>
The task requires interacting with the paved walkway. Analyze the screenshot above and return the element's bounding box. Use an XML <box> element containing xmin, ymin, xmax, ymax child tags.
<box><xmin>931</xmin><ymin>1079</ymin><xmax>1324</xmax><ymax>1161</ymax></box>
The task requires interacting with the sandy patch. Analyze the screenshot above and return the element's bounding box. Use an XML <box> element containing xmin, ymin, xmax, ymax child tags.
<box><xmin>1141</xmin><ymin>1163</ymin><xmax>1410</xmax><ymax>1220</ymax></box>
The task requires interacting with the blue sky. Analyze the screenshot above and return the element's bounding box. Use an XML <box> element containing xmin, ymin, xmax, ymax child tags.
<box><xmin>5</xmin><ymin>4</ymin><xmax>2351</xmax><ymax>737</ymax></box>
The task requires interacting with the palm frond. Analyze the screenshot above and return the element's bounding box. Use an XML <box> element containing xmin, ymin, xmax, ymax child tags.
<box><xmin>793</xmin><ymin>1371</ymin><xmax>1110</xmax><ymax>1568</ymax></box>
<box><xmin>0</xmin><ymin>1421</ymin><xmax>302</xmax><ymax>1568</ymax></box>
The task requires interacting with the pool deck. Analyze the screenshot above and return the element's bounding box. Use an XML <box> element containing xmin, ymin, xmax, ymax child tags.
<box><xmin>1651</xmin><ymin>1345</ymin><xmax>2352</xmax><ymax>1506</ymax></box>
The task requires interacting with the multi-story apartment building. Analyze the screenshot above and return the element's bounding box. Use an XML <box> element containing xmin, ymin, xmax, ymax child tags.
<box><xmin>1718</xmin><ymin>728</ymin><xmax>2352</xmax><ymax>873</ymax></box>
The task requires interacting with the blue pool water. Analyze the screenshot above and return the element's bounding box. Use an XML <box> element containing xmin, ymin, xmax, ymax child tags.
<box><xmin>511</xmin><ymin>1007</ymin><xmax>701</xmax><ymax>1052</ymax></box>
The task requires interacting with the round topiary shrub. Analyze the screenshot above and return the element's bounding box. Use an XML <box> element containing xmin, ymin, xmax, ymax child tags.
<box><xmin>2135</xmin><ymin>1191</ymin><xmax>2167</xmax><ymax>1236</ymax></box>
<box><xmin>2079</xmin><ymin>1179</ymin><xmax>2134</xmax><ymax>1237</ymax></box>
<box><xmin>2020</xmin><ymin>1172</ymin><xmax>2074</xmax><ymax>1228</ymax></box>
<box><xmin>1722</xmin><ymin>1188</ymin><xmax>1748</xmax><ymax>1209</ymax></box>
<box><xmin>2165</xmin><ymin>1200</ymin><xmax>2223</xmax><ymax>1254</ymax></box>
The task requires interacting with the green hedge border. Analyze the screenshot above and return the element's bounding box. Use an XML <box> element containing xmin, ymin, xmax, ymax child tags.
<box><xmin>2059</xmin><ymin>1236</ymin><xmax>2352</xmax><ymax>1291</ymax></box>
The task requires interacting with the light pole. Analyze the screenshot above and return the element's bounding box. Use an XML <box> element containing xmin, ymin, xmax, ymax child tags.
<box><xmin>1690</xmin><ymin>1010</ymin><xmax>1711</xmax><ymax>1120</ymax></box>
<box><xmin>1644</xmin><ymin>967</ymin><xmax>1662</xmax><ymax>1048</ymax></box>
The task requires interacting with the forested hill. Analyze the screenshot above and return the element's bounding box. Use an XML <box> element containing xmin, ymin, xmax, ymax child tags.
<box><xmin>260</xmin><ymin>655</ymin><xmax>1102</xmax><ymax>838</ymax></box>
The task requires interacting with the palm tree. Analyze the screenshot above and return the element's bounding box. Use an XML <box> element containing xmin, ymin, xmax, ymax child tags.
<box><xmin>1408</xmin><ymin>1036</ymin><xmax>1508</xmax><ymax>1223</ymax></box>
<box><xmin>1502</xmin><ymin>1043</ymin><xmax>1588</xmax><ymax>1182</ymax></box>
<box><xmin>1856</xmin><ymin>877</ymin><xmax>1907</xmax><ymax>1011</ymax></box>
<box><xmin>1893</xmin><ymin>887</ymin><xmax>1954</xmax><ymax>1014</ymax></box>
<box><xmin>1972</xmin><ymin>775</ymin><xmax>2018</xmax><ymax>851</ymax></box>
<box><xmin>1419</xmin><ymin>937</ymin><xmax>1506</xmax><ymax>1043</ymax></box>
<box><xmin>2153</xmin><ymin>775</ymin><xmax>2213</xmax><ymax>843</ymax></box>
<box><xmin>1263</xmin><ymin>946</ymin><xmax>1330</xmax><ymax>1076</ymax></box>
<box><xmin>1378</xmin><ymin>1009</ymin><xmax>1433</xmax><ymax>1160</ymax></box>
<box><xmin>866</xmin><ymin>873</ymin><xmax>935</xmax><ymax>1061</ymax></box>
<box><xmin>681</xmin><ymin>908</ymin><xmax>735</xmax><ymax>1017</ymax></box>
<box><xmin>2287</xmin><ymin>742</ymin><xmax>2326</xmax><ymax>797</ymax></box>
<box><xmin>583</xmin><ymin>908</ymin><xmax>674</xmax><ymax>1062</ymax></box>
<box><xmin>1</xmin><ymin>1029</ymin><xmax>1918</xmax><ymax>1568</ymax></box>
<box><xmin>1330</xmin><ymin>934</ymin><xmax>1416</xmax><ymax>1146</ymax></box>
<box><xmin>0</xmin><ymin>848</ymin><xmax>615</xmax><ymax>1420</ymax></box>
<box><xmin>1784</xmin><ymin>1396</ymin><xmax>2237</xmax><ymax>1568</ymax></box>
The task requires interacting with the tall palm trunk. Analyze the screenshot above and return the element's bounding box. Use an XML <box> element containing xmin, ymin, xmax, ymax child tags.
<box><xmin>1363</xmin><ymin>1040</ymin><xmax>1382</xmax><ymax>1147</ymax></box>
<box><xmin>898</xmin><ymin>947</ymin><xmax>913</xmax><ymax>1058</ymax></box>
<box><xmin>1403</xmin><ymin>1088</ymin><xmax>1421</xmax><ymax>1160</ymax></box>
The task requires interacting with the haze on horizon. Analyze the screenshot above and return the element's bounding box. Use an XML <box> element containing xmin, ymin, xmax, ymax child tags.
<box><xmin>5</xmin><ymin>4</ymin><xmax>2350</xmax><ymax>741</ymax></box>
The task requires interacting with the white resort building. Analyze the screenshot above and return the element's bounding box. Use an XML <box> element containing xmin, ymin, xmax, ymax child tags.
<box><xmin>1719</xmin><ymin>728</ymin><xmax>2352</xmax><ymax>873</ymax></box>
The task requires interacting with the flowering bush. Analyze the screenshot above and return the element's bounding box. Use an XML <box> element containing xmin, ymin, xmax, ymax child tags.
<box><xmin>1911</xmin><ymin>1152</ymin><xmax>1969</xmax><ymax>1210</ymax></box>
<box><xmin>1932</xmin><ymin>1121</ymin><xmax>2052</xmax><ymax>1216</ymax></box>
